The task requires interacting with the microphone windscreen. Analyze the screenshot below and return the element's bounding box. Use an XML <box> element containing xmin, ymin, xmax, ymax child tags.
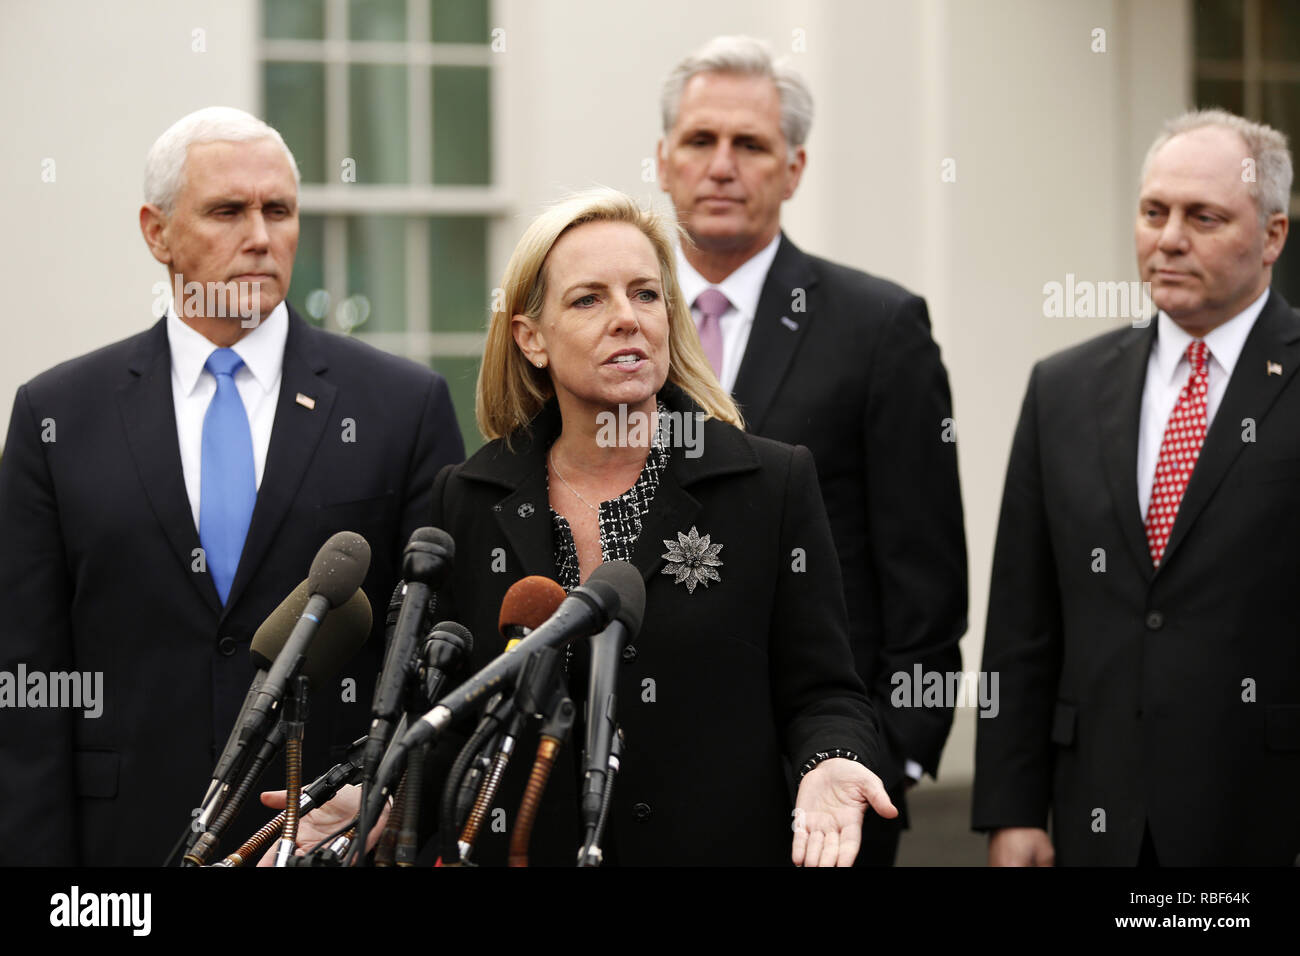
<box><xmin>429</xmin><ymin>620</ymin><xmax>473</xmax><ymax>656</ymax></box>
<box><xmin>303</xmin><ymin>586</ymin><xmax>372</xmax><ymax>684</ymax></box>
<box><xmin>251</xmin><ymin>579</ymin><xmax>310</xmax><ymax>670</ymax></box>
<box><xmin>588</xmin><ymin>560</ymin><xmax>645</xmax><ymax>636</ymax></box>
<box><xmin>250</xmin><ymin>582</ymin><xmax>372</xmax><ymax>680</ymax></box>
<box><xmin>408</xmin><ymin>526</ymin><xmax>455</xmax><ymax>557</ymax></box>
<box><xmin>498</xmin><ymin>576</ymin><xmax>567</xmax><ymax>636</ymax></box>
<box><xmin>309</xmin><ymin>531</ymin><xmax>372</xmax><ymax>607</ymax></box>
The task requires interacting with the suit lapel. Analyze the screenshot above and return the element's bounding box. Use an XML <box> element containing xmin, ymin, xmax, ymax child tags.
<box><xmin>1096</xmin><ymin>324</ymin><xmax>1157</xmax><ymax>579</ymax></box>
<box><xmin>1158</xmin><ymin>292</ymin><xmax>1300</xmax><ymax>572</ymax></box>
<box><xmin>731</xmin><ymin>234</ymin><xmax>817</xmax><ymax>431</ymax></box>
<box><xmin>630</xmin><ymin>410</ymin><xmax>757</xmax><ymax>584</ymax></box>
<box><xmin>224</xmin><ymin>311</ymin><xmax>337</xmax><ymax>613</ymax></box>
<box><xmin>117</xmin><ymin>320</ymin><xmax>222</xmax><ymax>615</ymax></box>
<box><xmin>493</xmin><ymin>469</ymin><xmax>560</xmax><ymax>580</ymax></box>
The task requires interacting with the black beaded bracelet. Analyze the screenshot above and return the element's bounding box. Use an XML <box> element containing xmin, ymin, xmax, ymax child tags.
<box><xmin>799</xmin><ymin>748</ymin><xmax>862</xmax><ymax>778</ymax></box>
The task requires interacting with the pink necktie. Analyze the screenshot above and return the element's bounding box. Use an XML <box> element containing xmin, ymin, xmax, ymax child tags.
<box><xmin>694</xmin><ymin>288</ymin><xmax>730</xmax><ymax>380</ymax></box>
<box><xmin>1145</xmin><ymin>339</ymin><xmax>1210</xmax><ymax>567</ymax></box>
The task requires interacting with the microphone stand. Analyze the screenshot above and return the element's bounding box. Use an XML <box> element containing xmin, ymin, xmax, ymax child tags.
<box><xmin>273</xmin><ymin>676</ymin><xmax>311</xmax><ymax>867</ymax></box>
<box><xmin>214</xmin><ymin>733</ymin><xmax>370</xmax><ymax>866</ymax></box>
<box><xmin>507</xmin><ymin>647</ymin><xmax>574</xmax><ymax>867</ymax></box>
<box><xmin>577</xmin><ymin>726</ymin><xmax>623</xmax><ymax>867</ymax></box>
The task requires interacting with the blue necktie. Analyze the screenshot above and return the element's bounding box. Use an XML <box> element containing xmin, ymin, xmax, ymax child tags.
<box><xmin>199</xmin><ymin>348</ymin><xmax>256</xmax><ymax>605</ymax></box>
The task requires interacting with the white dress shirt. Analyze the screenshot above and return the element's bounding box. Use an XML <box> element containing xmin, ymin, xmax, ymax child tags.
<box><xmin>675</xmin><ymin>234</ymin><xmax>782</xmax><ymax>393</ymax></box>
<box><xmin>166</xmin><ymin>301</ymin><xmax>289</xmax><ymax>530</ymax></box>
<box><xmin>1137</xmin><ymin>289</ymin><xmax>1268</xmax><ymax>517</ymax></box>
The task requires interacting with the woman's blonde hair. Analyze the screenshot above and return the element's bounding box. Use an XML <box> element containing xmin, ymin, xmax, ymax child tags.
<box><xmin>475</xmin><ymin>186</ymin><xmax>743</xmax><ymax>441</ymax></box>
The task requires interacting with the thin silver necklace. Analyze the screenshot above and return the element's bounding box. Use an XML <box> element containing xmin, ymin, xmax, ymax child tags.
<box><xmin>549</xmin><ymin>448</ymin><xmax>601</xmax><ymax>514</ymax></box>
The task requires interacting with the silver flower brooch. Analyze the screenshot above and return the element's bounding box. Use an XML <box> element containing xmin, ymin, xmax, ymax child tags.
<box><xmin>661</xmin><ymin>526</ymin><xmax>723</xmax><ymax>594</ymax></box>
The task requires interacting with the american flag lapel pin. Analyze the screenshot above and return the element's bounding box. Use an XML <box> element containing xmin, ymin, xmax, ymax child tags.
<box><xmin>295</xmin><ymin>392</ymin><xmax>316</xmax><ymax>409</ymax></box>
<box><xmin>1267</xmin><ymin>361</ymin><xmax>1283</xmax><ymax>377</ymax></box>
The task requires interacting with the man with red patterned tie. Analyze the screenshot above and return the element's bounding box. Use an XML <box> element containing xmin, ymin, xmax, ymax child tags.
<box><xmin>972</xmin><ymin>109</ymin><xmax>1300</xmax><ymax>866</ymax></box>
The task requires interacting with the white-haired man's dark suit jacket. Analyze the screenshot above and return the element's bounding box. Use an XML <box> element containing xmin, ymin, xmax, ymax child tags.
<box><xmin>0</xmin><ymin>305</ymin><xmax>464</xmax><ymax>865</ymax></box>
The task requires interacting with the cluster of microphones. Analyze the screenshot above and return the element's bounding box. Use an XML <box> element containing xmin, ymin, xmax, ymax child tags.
<box><xmin>171</xmin><ymin>528</ymin><xmax>646</xmax><ymax>868</ymax></box>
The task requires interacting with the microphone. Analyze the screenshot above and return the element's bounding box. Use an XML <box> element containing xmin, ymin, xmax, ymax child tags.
<box><xmin>196</xmin><ymin>533</ymin><xmax>370</xmax><ymax>828</ymax></box>
<box><xmin>408</xmin><ymin>561</ymin><xmax>642</xmax><ymax>747</ymax></box>
<box><xmin>446</xmin><ymin>578</ymin><xmax>566</xmax><ymax>862</ymax></box>
<box><xmin>499</xmin><ymin>576</ymin><xmax>569</xmax><ymax>644</ymax></box>
<box><xmin>366</xmin><ymin>563</ymin><xmax>641</xmax><ymax>833</ymax></box>
<box><xmin>240</xmin><ymin>532</ymin><xmax>371</xmax><ymax>749</ymax></box>
<box><xmin>362</xmin><ymin>528</ymin><xmax>454</xmax><ymax>782</ymax></box>
<box><xmin>421</xmin><ymin>621</ymin><xmax>473</xmax><ymax>706</ymax></box>
<box><xmin>184</xmin><ymin>586</ymin><xmax>373</xmax><ymax>866</ymax></box>
<box><xmin>580</xmin><ymin>574</ymin><xmax>645</xmax><ymax>833</ymax></box>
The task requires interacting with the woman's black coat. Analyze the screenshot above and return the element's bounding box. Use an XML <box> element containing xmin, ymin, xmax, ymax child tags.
<box><xmin>423</xmin><ymin>384</ymin><xmax>882</xmax><ymax>865</ymax></box>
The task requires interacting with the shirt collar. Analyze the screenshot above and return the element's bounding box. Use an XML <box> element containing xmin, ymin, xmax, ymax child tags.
<box><xmin>1152</xmin><ymin>288</ymin><xmax>1269</xmax><ymax>386</ymax></box>
<box><xmin>675</xmin><ymin>232</ymin><xmax>783</xmax><ymax>319</ymax></box>
<box><xmin>166</xmin><ymin>300</ymin><xmax>289</xmax><ymax>396</ymax></box>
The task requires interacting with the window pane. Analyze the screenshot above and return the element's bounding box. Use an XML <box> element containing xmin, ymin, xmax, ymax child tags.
<box><xmin>432</xmin><ymin>66</ymin><xmax>490</xmax><ymax>184</ymax></box>
<box><xmin>431</xmin><ymin>0</ymin><xmax>488</xmax><ymax>43</ymax></box>
<box><xmin>347</xmin><ymin>216</ymin><xmax>407</xmax><ymax>333</ymax></box>
<box><xmin>265</xmin><ymin>62</ymin><xmax>327</xmax><ymax>183</ymax></box>
<box><xmin>290</xmin><ymin>214</ymin><xmax>327</xmax><ymax>323</ymax></box>
<box><xmin>350</xmin><ymin>64</ymin><xmax>410</xmax><ymax>183</ymax></box>
<box><xmin>1272</xmin><ymin>218</ymin><xmax>1300</xmax><ymax>306</ymax></box>
<box><xmin>429</xmin><ymin>217</ymin><xmax>488</xmax><ymax>332</ymax></box>
<box><xmin>1195</xmin><ymin>0</ymin><xmax>1244</xmax><ymax>60</ymax></box>
<box><xmin>1260</xmin><ymin>0</ymin><xmax>1300</xmax><ymax>62</ymax></box>
<box><xmin>265</xmin><ymin>0</ymin><xmax>325</xmax><ymax>40</ymax></box>
<box><xmin>350</xmin><ymin>0</ymin><xmax>406</xmax><ymax>42</ymax></box>
<box><xmin>430</xmin><ymin>356</ymin><xmax>484</xmax><ymax>453</ymax></box>
<box><xmin>1194</xmin><ymin>78</ymin><xmax>1244</xmax><ymax>115</ymax></box>
<box><xmin>1261</xmin><ymin>81</ymin><xmax>1300</xmax><ymax>146</ymax></box>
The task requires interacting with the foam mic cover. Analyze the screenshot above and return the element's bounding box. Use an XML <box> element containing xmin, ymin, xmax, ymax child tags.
<box><xmin>428</xmin><ymin>620</ymin><xmax>474</xmax><ymax>657</ymax></box>
<box><xmin>498</xmin><ymin>576</ymin><xmax>568</xmax><ymax>638</ymax></box>
<box><xmin>251</xmin><ymin>582</ymin><xmax>373</xmax><ymax>683</ymax></box>
<box><xmin>308</xmin><ymin>531</ymin><xmax>372</xmax><ymax>607</ymax></box>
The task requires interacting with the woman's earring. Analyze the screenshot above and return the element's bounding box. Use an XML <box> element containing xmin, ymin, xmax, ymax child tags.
<box><xmin>535</xmin><ymin>357</ymin><xmax>546</xmax><ymax>368</ymax></box>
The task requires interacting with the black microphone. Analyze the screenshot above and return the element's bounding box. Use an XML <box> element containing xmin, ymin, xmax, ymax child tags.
<box><xmin>421</xmin><ymin>621</ymin><xmax>473</xmax><ymax>706</ymax></box>
<box><xmin>362</xmin><ymin>563</ymin><xmax>642</xmax><ymax>833</ymax></box>
<box><xmin>362</xmin><ymin>528</ymin><xmax>454</xmax><ymax>782</ymax></box>
<box><xmin>580</xmin><ymin>574</ymin><xmax>645</xmax><ymax>831</ymax></box>
<box><xmin>408</xmin><ymin>561</ymin><xmax>642</xmax><ymax>747</ymax></box>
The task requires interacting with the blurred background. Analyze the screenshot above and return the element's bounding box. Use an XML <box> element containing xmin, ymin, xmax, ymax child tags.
<box><xmin>4</xmin><ymin>0</ymin><xmax>1296</xmax><ymax>864</ymax></box>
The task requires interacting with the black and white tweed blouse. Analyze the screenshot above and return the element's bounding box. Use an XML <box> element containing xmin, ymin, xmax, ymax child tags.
<box><xmin>549</xmin><ymin>402</ymin><xmax>670</xmax><ymax>592</ymax></box>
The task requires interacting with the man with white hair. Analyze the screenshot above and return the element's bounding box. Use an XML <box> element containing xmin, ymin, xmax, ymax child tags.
<box><xmin>0</xmin><ymin>107</ymin><xmax>464</xmax><ymax>865</ymax></box>
<box><xmin>973</xmin><ymin>109</ymin><xmax>1300</xmax><ymax>865</ymax></box>
<box><xmin>656</xmin><ymin>36</ymin><xmax>968</xmax><ymax>865</ymax></box>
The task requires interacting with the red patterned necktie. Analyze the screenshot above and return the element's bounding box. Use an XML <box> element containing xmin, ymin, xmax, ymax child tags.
<box><xmin>1145</xmin><ymin>339</ymin><xmax>1210</xmax><ymax>567</ymax></box>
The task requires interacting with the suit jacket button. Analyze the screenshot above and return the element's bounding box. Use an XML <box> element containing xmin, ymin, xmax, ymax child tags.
<box><xmin>1145</xmin><ymin>611</ymin><xmax>1164</xmax><ymax>631</ymax></box>
<box><xmin>217</xmin><ymin>636</ymin><xmax>238</xmax><ymax>656</ymax></box>
<box><xmin>633</xmin><ymin>802</ymin><xmax>652</xmax><ymax>821</ymax></box>
<box><xmin>622</xmin><ymin>644</ymin><xmax>637</xmax><ymax>662</ymax></box>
